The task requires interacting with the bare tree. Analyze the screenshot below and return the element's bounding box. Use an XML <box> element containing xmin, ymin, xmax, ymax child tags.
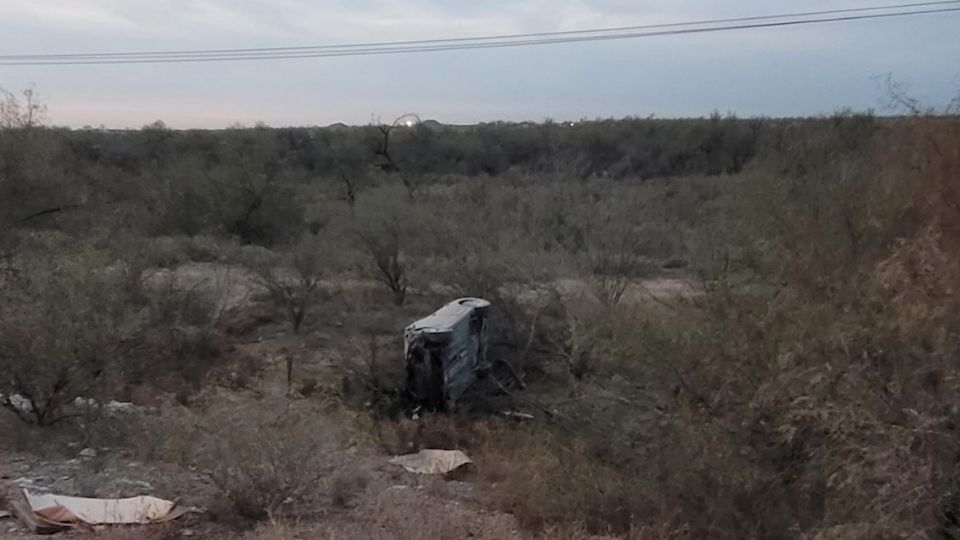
<box><xmin>208</xmin><ymin>148</ymin><xmax>273</xmax><ymax>242</ymax></box>
<box><xmin>0</xmin><ymin>253</ymin><xmax>130</xmax><ymax>426</ymax></box>
<box><xmin>328</xmin><ymin>134</ymin><xmax>370</xmax><ymax>211</ymax></box>
<box><xmin>349</xmin><ymin>185</ymin><xmax>422</xmax><ymax>307</ymax></box>
<box><xmin>374</xmin><ymin>113</ymin><xmax>421</xmax><ymax>200</ymax></box>
<box><xmin>0</xmin><ymin>87</ymin><xmax>46</xmax><ymax>129</ymax></box>
<box><xmin>882</xmin><ymin>73</ymin><xmax>960</xmax><ymax>116</ymax></box>
<box><xmin>359</xmin><ymin>227</ymin><xmax>408</xmax><ymax>306</ymax></box>
<box><xmin>244</xmin><ymin>239</ymin><xmax>325</xmax><ymax>393</ymax></box>
<box><xmin>589</xmin><ymin>252</ymin><xmax>635</xmax><ymax>306</ymax></box>
<box><xmin>202</xmin><ymin>127</ymin><xmax>306</xmax><ymax>246</ymax></box>
<box><xmin>248</xmin><ymin>238</ymin><xmax>324</xmax><ymax>334</ymax></box>
<box><xmin>585</xmin><ymin>221</ymin><xmax>654</xmax><ymax>307</ymax></box>
<box><xmin>338</xmin><ymin>166</ymin><xmax>358</xmax><ymax>209</ymax></box>
<box><xmin>0</xmin><ymin>88</ymin><xmax>73</xmax><ymax>235</ymax></box>
<box><xmin>880</xmin><ymin>74</ymin><xmax>924</xmax><ymax>115</ymax></box>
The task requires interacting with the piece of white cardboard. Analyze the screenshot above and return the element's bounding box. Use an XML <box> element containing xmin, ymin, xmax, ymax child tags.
<box><xmin>24</xmin><ymin>491</ymin><xmax>178</xmax><ymax>525</ymax></box>
<box><xmin>389</xmin><ymin>449</ymin><xmax>472</xmax><ymax>475</ymax></box>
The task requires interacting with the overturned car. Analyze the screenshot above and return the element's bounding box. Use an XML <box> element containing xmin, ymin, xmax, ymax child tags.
<box><xmin>404</xmin><ymin>298</ymin><xmax>491</xmax><ymax>410</ymax></box>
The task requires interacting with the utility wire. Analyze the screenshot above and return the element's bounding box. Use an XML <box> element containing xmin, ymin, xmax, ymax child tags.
<box><xmin>1</xmin><ymin>3</ymin><xmax>958</xmax><ymax>65</ymax></box>
<box><xmin>2</xmin><ymin>0</ymin><xmax>957</xmax><ymax>61</ymax></box>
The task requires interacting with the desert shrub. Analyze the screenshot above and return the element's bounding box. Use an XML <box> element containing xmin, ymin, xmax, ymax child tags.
<box><xmin>0</xmin><ymin>89</ymin><xmax>76</xmax><ymax>235</ymax></box>
<box><xmin>145</xmin><ymin>155</ymin><xmax>219</xmax><ymax>237</ymax></box>
<box><xmin>211</xmin><ymin>130</ymin><xmax>311</xmax><ymax>246</ymax></box>
<box><xmin>0</xmin><ymin>235</ymin><xmax>239</xmax><ymax>428</ymax></box>
<box><xmin>298</xmin><ymin>377</ymin><xmax>320</xmax><ymax>398</ymax></box>
<box><xmin>538</xmin><ymin>525</ymin><xmax>690</xmax><ymax>540</ymax></box>
<box><xmin>470</xmin><ymin>422</ymin><xmax>656</xmax><ymax>534</ymax></box>
<box><xmin>584</xmin><ymin>220</ymin><xmax>658</xmax><ymax>306</ymax></box>
<box><xmin>73</xmin><ymin>524</ymin><xmax>182</xmax><ymax>540</ymax></box>
<box><xmin>352</xmin><ymin>186</ymin><xmax>438</xmax><ymax>305</ymax></box>
<box><xmin>240</xmin><ymin>236</ymin><xmax>329</xmax><ymax>393</ymax></box>
<box><xmin>141</xmin><ymin>235</ymin><xmax>230</xmax><ymax>268</ymax></box>
<box><xmin>245</xmin><ymin>518</ymin><xmax>687</xmax><ymax>540</ymax></box>
<box><xmin>245</xmin><ymin>507</ymin><xmax>517</xmax><ymax>540</ymax></box>
<box><xmin>619</xmin><ymin>116</ymin><xmax>960</xmax><ymax>538</ymax></box>
<box><xmin>455</xmin><ymin>114</ymin><xmax>960</xmax><ymax>539</ymax></box>
<box><xmin>117</xmin><ymin>400</ymin><xmax>204</xmax><ymax>465</ymax></box>
<box><xmin>139</xmin><ymin>127</ymin><xmax>313</xmax><ymax>245</ymax></box>
<box><xmin>329</xmin><ymin>470</ymin><xmax>368</xmax><ymax>508</ymax></box>
<box><xmin>241</xmin><ymin>236</ymin><xmax>326</xmax><ymax>335</ymax></box>
<box><xmin>127</xmin><ymin>271</ymin><xmax>227</xmax><ymax>392</ymax></box>
<box><xmin>196</xmin><ymin>405</ymin><xmax>334</xmax><ymax>521</ymax></box>
<box><xmin>357</xmin><ymin>414</ymin><xmax>670</xmax><ymax>534</ymax></box>
<box><xmin>227</xmin><ymin>182</ymin><xmax>309</xmax><ymax>246</ymax></box>
<box><xmin>0</xmin><ymin>247</ymin><xmax>133</xmax><ymax>426</ymax></box>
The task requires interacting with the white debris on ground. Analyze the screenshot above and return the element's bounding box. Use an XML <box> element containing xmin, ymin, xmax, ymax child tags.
<box><xmin>72</xmin><ymin>398</ymin><xmax>138</xmax><ymax>414</ymax></box>
<box><xmin>23</xmin><ymin>490</ymin><xmax>182</xmax><ymax>526</ymax></box>
<box><xmin>0</xmin><ymin>395</ymin><xmax>140</xmax><ymax>417</ymax></box>
<box><xmin>389</xmin><ymin>449</ymin><xmax>472</xmax><ymax>475</ymax></box>
<box><xmin>0</xmin><ymin>394</ymin><xmax>33</xmax><ymax>414</ymax></box>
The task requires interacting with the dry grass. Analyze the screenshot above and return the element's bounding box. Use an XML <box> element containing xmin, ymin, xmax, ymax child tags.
<box><xmin>244</xmin><ymin>517</ymin><xmax>688</xmax><ymax>540</ymax></box>
<box><xmin>329</xmin><ymin>470</ymin><xmax>368</xmax><ymax>508</ymax></box>
<box><xmin>362</xmin><ymin>413</ymin><xmax>662</xmax><ymax>534</ymax></box>
<box><xmin>469</xmin><ymin>423</ymin><xmax>659</xmax><ymax>534</ymax></box>
<box><xmin>612</xmin><ymin>116</ymin><xmax>960</xmax><ymax>538</ymax></box>
<box><xmin>245</xmin><ymin>497</ymin><xmax>523</xmax><ymax>540</ymax></box>
<box><xmin>197</xmin><ymin>407</ymin><xmax>335</xmax><ymax>521</ymax></box>
<box><xmin>537</xmin><ymin>524</ymin><xmax>690</xmax><ymax>540</ymax></box>
<box><xmin>72</xmin><ymin>524</ymin><xmax>183</xmax><ymax>540</ymax></box>
<box><xmin>121</xmin><ymin>396</ymin><xmax>341</xmax><ymax>523</ymax></box>
<box><xmin>360</xmin><ymin>411</ymin><xmax>480</xmax><ymax>455</ymax></box>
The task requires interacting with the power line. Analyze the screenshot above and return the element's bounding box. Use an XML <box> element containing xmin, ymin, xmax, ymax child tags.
<box><xmin>2</xmin><ymin>0</ymin><xmax>957</xmax><ymax>61</ymax></box>
<box><xmin>3</xmin><ymin>5</ymin><xmax>956</xmax><ymax>65</ymax></box>
<box><xmin>1</xmin><ymin>3</ymin><xmax>957</xmax><ymax>65</ymax></box>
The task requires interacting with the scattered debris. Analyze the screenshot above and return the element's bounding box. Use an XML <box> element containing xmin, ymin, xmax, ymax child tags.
<box><xmin>78</xmin><ymin>448</ymin><xmax>97</xmax><ymax>459</ymax></box>
<box><xmin>0</xmin><ymin>394</ymin><xmax>33</xmax><ymax>414</ymax></box>
<box><xmin>1</xmin><ymin>395</ymin><xmax>138</xmax><ymax>423</ymax></box>
<box><xmin>7</xmin><ymin>488</ymin><xmax>184</xmax><ymax>534</ymax></box>
<box><xmin>501</xmin><ymin>411</ymin><xmax>535</xmax><ymax>421</ymax></box>
<box><xmin>12</xmin><ymin>478</ymin><xmax>34</xmax><ymax>488</ymax></box>
<box><xmin>389</xmin><ymin>449</ymin><xmax>472</xmax><ymax>475</ymax></box>
<box><xmin>73</xmin><ymin>398</ymin><xmax>138</xmax><ymax>414</ymax></box>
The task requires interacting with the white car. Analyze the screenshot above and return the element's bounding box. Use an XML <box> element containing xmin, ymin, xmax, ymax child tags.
<box><xmin>404</xmin><ymin>298</ymin><xmax>491</xmax><ymax>410</ymax></box>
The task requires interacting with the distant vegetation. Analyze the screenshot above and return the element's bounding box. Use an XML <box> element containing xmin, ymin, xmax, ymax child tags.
<box><xmin>2</xmin><ymin>86</ymin><xmax>960</xmax><ymax>539</ymax></box>
<box><xmin>7</xmin><ymin>112</ymin><xmax>765</xmax><ymax>243</ymax></box>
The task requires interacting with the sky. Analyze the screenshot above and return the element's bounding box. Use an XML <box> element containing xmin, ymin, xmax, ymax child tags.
<box><xmin>0</xmin><ymin>0</ymin><xmax>957</xmax><ymax>128</ymax></box>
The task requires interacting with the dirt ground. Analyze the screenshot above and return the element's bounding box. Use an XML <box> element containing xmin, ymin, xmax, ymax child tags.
<box><xmin>0</xmin><ymin>445</ymin><xmax>524</xmax><ymax>540</ymax></box>
<box><xmin>0</xmin><ymin>353</ymin><xmax>524</xmax><ymax>539</ymax></box>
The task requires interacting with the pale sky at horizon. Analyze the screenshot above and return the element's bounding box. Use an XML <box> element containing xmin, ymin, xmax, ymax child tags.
<box><xmin>0</xmin><ymin>0</ymin><xmax>958</xmax><ymax>129</ymax></box>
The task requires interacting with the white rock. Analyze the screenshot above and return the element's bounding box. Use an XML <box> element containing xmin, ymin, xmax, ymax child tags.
<box><xmin>105</xmin><ymin>400</ymin><xmax>136</xmax><ymax>413</ymax></box>
<box><xmin>1</xmin><ymin>393</ymin><xmax>33</xmax><ymax>413</ymax></box>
